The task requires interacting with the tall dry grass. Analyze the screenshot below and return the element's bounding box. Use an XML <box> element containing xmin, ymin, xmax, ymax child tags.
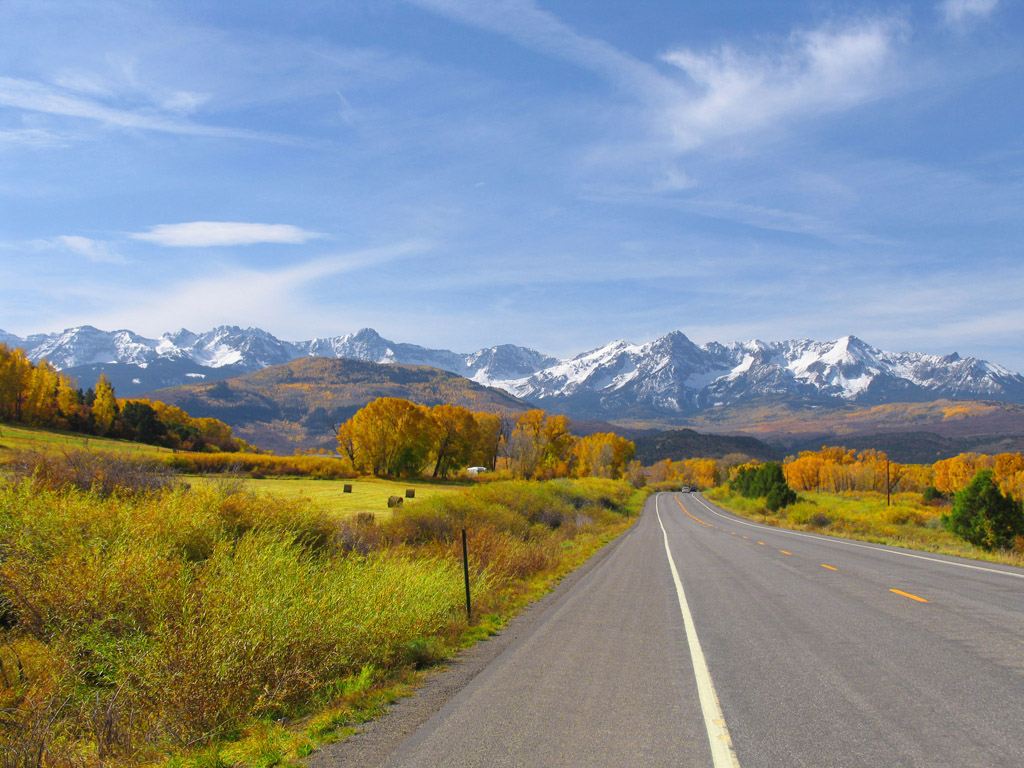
<box><xmin>0</xmin><ymin>457</ymin><xmax>641</xmax><ymax>768</ymax></box>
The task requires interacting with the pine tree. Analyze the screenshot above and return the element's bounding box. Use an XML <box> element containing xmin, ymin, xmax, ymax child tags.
<box><xmin>942</xmin><ymin>469</ymin><xmax>1024</xmax><ymax>551</ymax></box>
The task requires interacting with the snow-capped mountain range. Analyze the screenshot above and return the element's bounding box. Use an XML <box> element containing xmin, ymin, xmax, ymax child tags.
<box><xmin>4</xmin><ymin>325</ymin><xmax>1024</xmax><ymax>419</ymax></box>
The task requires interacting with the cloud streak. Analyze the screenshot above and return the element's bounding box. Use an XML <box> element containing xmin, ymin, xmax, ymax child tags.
<box><xmin>130</xmin><ymin>222</ymin><xmax>327</xmax><ymax>248</ymax></box>
<box><xmin>660</xmin><ymin>18</ymin><xmax>904</xmax><ymax>150</ymax></box>
<box><xmin>941</xmin><ymin>0</ymin><xmax>999</xmax><ymax>27</ymax></box>
<box><xmin>407</xmin><ymin>2</ymin><xmax>908</xmax><ymax>156</ymax></box>
<box><xmin>81</xmin><ymin>240</ymin><xmax>433</xmax><ymax>337</ymax></box>
<box><xmin>0</xmin><ymin>76</ymin><xmax>280</xmax><ymax>142</ymax></box>
<box><xmin>405</xmin><ymin>0</ymin><xmax>675</xmax><ymax>100</ymax></box>
<box><xmin>55</xmin><ymin>235</ymin><xmax>129</xmax><ymax>264</ymax></box>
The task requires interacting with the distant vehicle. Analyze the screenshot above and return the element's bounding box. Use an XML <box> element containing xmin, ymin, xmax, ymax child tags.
<box><xmin>680</xmin><ymin>486</ymin><xmax>692</xmax><ymax>493</ymax></box>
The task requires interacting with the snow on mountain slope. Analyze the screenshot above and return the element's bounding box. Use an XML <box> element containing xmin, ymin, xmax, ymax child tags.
<box><xmin>186</xmin><ymin>326</ymin><xmax>300</xmax><ymax>369</ymax></box>
<box><xmin>24</xmin><ymin>326</ymin><xmax>161</xmax><ymax>369</ymax></box>
<box><xmin>6</xmin><ymin>324</ymin><xmax>1024</xmax><ymax>411</ymax></box>
<box><xmin>300</xmin><ymin>328</ymin><xmax>467</xmax><ymax>372</ymax></box>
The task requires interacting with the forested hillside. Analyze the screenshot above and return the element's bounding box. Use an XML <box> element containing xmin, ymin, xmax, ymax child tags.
<box><xmin>633</xmin><ymin>428</ymin><xmax>780</xmax><ymax>464</ymax></box>
<box><xmin>146</xmin><ymin>357</ymin><xmax>534</xmax><ymax>454</ymax></box>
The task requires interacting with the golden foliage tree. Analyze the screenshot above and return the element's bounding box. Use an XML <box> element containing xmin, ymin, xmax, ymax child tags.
<box><xmin>341</xmin><ymin>397</ymin><xmax>433</xmax><ymax>477</ymax></box>
<box><xmin>91</xmin><ymin>374</ymin><xmax>118</xmax><ymax>435</ymax></box>
<box><xmin>471</xmin><ymin>412</ymin><xmax>503</xmax><ymax>471</ymax></box>
<box><xmin>506</xmin><ymin>410</ymin><xmax>575</xmax><ymax>479</ymax></box>
<box><xmin>572</xmin><ymin>432</ymin><xmax>635</xmax><ymax>479</ymax></box>
<box><xmin>428</xmin><ymin>404</ymin><xmax>479</xmax><ymax>479</ymax></box>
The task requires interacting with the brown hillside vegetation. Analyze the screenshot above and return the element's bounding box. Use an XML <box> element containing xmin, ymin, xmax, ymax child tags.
<box><xmin>145</xmin><ymin>357</ymin><xmax>533</xmax><ymax>454</ymax></box>
<box><xmin>682</xmin><ymin>399</ymin><xmax>1024</xmax><ymax>459</ymax></box>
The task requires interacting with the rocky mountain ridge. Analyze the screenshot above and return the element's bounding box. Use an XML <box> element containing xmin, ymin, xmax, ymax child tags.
<box><xmin>4</xmin><ymin>324</ymin><xmax>1023</xmax><ymax>420</ymax></box>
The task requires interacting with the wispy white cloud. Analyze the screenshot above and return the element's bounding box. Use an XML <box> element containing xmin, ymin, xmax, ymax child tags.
<box><xmin>0</xmin><ymin>128</ymin><xmax>66</xmax><ymax>149</ymax></box>
<box><xmin>941</xmin><ymin>0</ymin><xmax>999</xmax><ymax>27</ymax></box>
<box><xmin>408</xmin><ymin>2</ymin><xmax>907</xmax><ymax>156</ymax></box>
<box><xmin>129</xmin><ymin>222</ymin><xmax>327</xmax><ymax>248</ymax></box>
<box><xmin>86</xmin><ymin>240</ymin><xmax>431</xmax><ymax>336</ymax></box>
<box><xmin>661</xmin><ymin>18</ymin><xmax>904</xmax><ymax>150</ymax></box>
<box><xmin>159</xmin><ymin>90</ymin><xmax>211</xmax><ymax>115</ymax></box>
<box><xmin>54</xmin><ymin>235</ymin><xmax>129</xmax><ymax>264</ymax></box>
<box><xmin>0</xmin><ymin>76</ymin><xmax>271</xmax><ymax>141</ymax></box>
<box><xmin>404</xmin><ymin>0</ymin><xmax>675</xmax><ymax>100</ymax></box>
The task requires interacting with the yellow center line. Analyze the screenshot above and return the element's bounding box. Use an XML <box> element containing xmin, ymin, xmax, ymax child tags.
<box><xmin>890</xmin><ymin>589</ymin><xmax>930</xmax><ymax>603</ymax></box>
<box><xmin>742</xmin><ymin>536</ymin><xmax>749</xmax><ymax>539</ymax></box>
<box><xmin>758</xmin><ymin>542</ymin><xmax>766</xmax><ymax>546</ymax></box>
<box><xmin>821</xmin><ymin>564</ymin><xmax>838</xmax><ymax>571</ymax></box>
<box><xmin>779</xmin><ymin>550</ymin><xmax>792</xmax><ymax>555</ymax></box>
<box><xmin>675</xmin><ymin>496</ymin><xmax>714</xmax><ymax>527</ymax></box>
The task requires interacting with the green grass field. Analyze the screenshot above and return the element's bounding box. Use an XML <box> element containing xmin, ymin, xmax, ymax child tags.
<box><xmin>0</xmin><ymin>422</ymin><xmax>175</xmax><ymax>458</ymax></box>
<box><xmin>188</xmin><ymin>475</ymin><xmax>464</xmax><ymax>517</ymax></box>
<box><xmin>0</xmin><ymin>424</ymin><xmax>464</xmax><ymax>516</ymax></box>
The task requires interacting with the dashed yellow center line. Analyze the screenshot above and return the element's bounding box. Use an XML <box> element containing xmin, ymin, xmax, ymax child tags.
<box><xmin>891</xmin><ymin>589</ymin><xmax>930</xmax><ymax>603</ymax></box>
<box><xmin>676</xmin><ymin>494</ymin><xmax>938</xmax><ymax>607</ymax></box>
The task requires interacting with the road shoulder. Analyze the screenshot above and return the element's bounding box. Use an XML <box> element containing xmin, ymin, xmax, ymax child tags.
<box><xmin>307</xmin><ymin>506</ymin><xmax>646</xmax><ymax>768</ymax></box>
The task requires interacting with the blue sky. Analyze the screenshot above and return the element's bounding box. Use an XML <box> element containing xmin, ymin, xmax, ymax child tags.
<box><xmin>2</xmin><ymin>0</ymin><xmax>1023</xmax><ymax>369</ymax></box>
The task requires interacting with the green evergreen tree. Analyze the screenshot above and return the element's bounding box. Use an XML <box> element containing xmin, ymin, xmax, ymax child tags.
<box><xmin>732</xmin><ymin>462</ymin><xmax>797</xmax><ymax>511</ymax></box>
<box><xmin>942</xmin><ymin>469</ymin><xmax>1024</xmax><ymax>551</ymax></box>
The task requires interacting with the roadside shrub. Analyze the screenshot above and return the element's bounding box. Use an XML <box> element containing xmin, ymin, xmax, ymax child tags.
<box><xmin>942</xmin><ymin>469</ymin><xmax>1024</xmax><ymax>551</ymax></box>
<box><xmin>734</xmin><ymin>463</ymin><xmax>797</xmax><ymax>512</ymax></box>
<box><xmin>807</xmin><ymin>511</ymin><xmax>832</xmax><ymax>528</ymax></box>
<box><xmin>161</xmin><ymin>452</ymin><xmax>355</xmax><ymax>479</ymax></box>
<box><xmin>334</xmin><ymin>512</ymin><xmax>380</xmax><ymax>555</ymax></box>
<box><xmin>765</xmin><ymin>482</ymin><xmax>798</xmax><ymax>512</ymax></box>
<box><xmin>5</xmin><ymin>449</ymin><xmax>176</xmax><ymax>496</ymax></box>
<box><xmin>885</xmin><ymin>507</ymin><xmax>926</xmax><ymax>526</ymax></box>
<box><xmin>461</xmin><ymin>526</ymin><xmax>560</xmax><ymax>583</ymax></box>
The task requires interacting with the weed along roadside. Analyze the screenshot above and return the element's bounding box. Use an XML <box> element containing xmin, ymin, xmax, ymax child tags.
<box><xmin>0</xmin><ymin>458</ymin><xmax>645</xmax><ymax>768</ymax></box>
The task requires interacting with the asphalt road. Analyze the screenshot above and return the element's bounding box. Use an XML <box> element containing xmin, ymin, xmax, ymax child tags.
<box><xmin>316</xmin><ymin>493</ymin><xmax>1024</xmax><ymax>768</ymax></box>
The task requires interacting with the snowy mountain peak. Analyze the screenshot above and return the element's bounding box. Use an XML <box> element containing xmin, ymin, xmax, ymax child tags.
<box><xmin>27</xmin><ymin>325</ymin><xmax>159</xmax><ymax>369</ymax></box>
<box><xmin>5</xmin><ymin>325</ymin><xmax>1024</xmax><ymax>414</ymax></box>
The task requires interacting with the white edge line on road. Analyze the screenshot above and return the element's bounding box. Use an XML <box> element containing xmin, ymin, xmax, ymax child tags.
<box><xmin>656</xmin><ymin>496</ymin><xmax>741</xmax><ymax>768</ymax></box>
<box><xmin>689</xmin><ymin>493</ymin><xmax>1024</xmax><ymax>581</ymax></box>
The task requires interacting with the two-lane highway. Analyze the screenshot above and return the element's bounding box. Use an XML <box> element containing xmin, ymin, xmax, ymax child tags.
<box><xmin>668</xmin><ymin>492</ymin><xmax>1024</xmax><ymax>767</ymax></box>
<box><xmin>316</xmin><ymin>492</ymin><xmax>1024</xmax><ymax>768</ymax></box>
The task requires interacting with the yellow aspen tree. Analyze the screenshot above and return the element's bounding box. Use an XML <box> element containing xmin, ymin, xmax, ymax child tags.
<box><xmin>92</xmin><ymin>374</ymin><xmax>118</xmax><ymax>435</ymax></box>
<box><xmin>428</xmin><ymin>404</ymin><xmax>479</xmax><ymax>478</ymax></box>
<box><xmin>471</xmin><ymin>412</ymin><xmax>503</xmax><ymax>470</ymax></box>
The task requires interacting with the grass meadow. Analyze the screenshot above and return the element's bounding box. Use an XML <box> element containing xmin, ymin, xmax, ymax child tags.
<box><xmin>0</xmin><ymin>443</ymin><xmax>645</xmax><ymax>768</ymax></box>
<box><xmin>0</xmin><ymin>423</ymin><xmax>176</xmax><ymax>458</ymax></box>
<box><xmin>705</xmin><ymin>486</ymin><xmax>1024</xmax><ymax>566</ymax></box>
<box><xmin>186</xmin><ymin>476</ymin><xmax>464</xmax><ymax>518</ymax></box>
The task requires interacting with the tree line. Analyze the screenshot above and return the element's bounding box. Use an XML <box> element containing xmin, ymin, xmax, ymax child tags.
<box><xmin>781</xmin><ymin>446</ymin><xmax>1024</xmax><ymax>501</ymax></box>
<box><xmin>0</xmin><ymin>344</ymin><xmax>246</xmax><ymax>452</ymax></box>
<box><xmin>336</xmin><ymin>397</ymin><xmax>635</xmax><ymax>480</ymax></box>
